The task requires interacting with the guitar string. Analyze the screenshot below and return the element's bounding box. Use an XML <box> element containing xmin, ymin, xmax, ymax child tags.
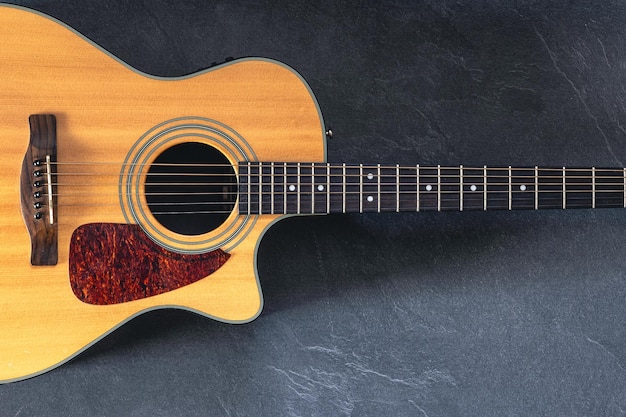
<box><xmin>40</xmin><ymin>189</ymin><xmax>626</xmax><ymax>198</ymax></box>
<box><xmin>47</xmin><ymin>161</ymin><xmax>626</xmax><ymax>172</ymax></box>
<box><xmin>42</xmin><ymin>186</ymin><xmax>626</xmax><ymax>199</ymax></box>
<box><xmin>45</xmin><ymin>169</ymin><xmax>626</xmax><ymax>181</ymax></box>
<box><xmin>45</xmin><ymin>163</ymin><xmax>626</xmax><ymax>183</ymax></box>
<box><xmin>44</xmin><ymin>165</ymin><xmax>626</xmax><ymax>189</ymax></box>
<box><xmin>42</xmin><ymin>183</ymin><xmax>626</xmax><ymax>190</ymax></box>
<box><xmin>33</xmin><ymin>164</ymin><xmax>626</xmax><ymax>215</ymax></box>
<box><xmin>46</xmin><ymin>170</ymin><xmax>626</xmax><ymax>178</ymax></box>
<box><xmin>46</xmin><ymin>172</ymin><xmax>626</xmax><ymax>180</ymax></box>
<box><xmin>38</xmin><ymin>192</ymin><xmax>626</xmax><ymax>216</ymax></box>
<box><xmin>50</xmin><ymin>200</ymin><xmax>623</xmax><ymax>218</ymax></box>
<box><xmin>51</xmin><ymin>205</ymin><xmax>621</xmax><ymax>218</ymax></box>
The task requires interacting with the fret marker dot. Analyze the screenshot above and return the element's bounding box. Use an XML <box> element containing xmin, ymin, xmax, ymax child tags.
<box><xmin>367</xmin><ymin>196</ymin><xmax>374</xmax><ymax>202</ymax></box>
<box><xmin>470</xmin><ymin>184</ymin><xmax>477</xmax><ymax>192</ymax></box>
<box><xmin>519</xmin><ymin>184</ymin><xmax>527</xmax><ymax>191</ymax></box>
<box><xmin>425</xmin><ymin>184</ymin><xmax>433</xmax><ymax>192</ymax></box>
<box><xmin>317</xmin><ymin>185</ymin><xmax>324</xmax><ymax>191</ymax></box>
<box><xmin>289</xmin><ymin>185</ymin><xmax>296</xmax><ymax>192</ymax></box>
<box><xmin>367</xmin><ymin>172</ymin><xmax>374</xmax><ymax>180</ymax></box>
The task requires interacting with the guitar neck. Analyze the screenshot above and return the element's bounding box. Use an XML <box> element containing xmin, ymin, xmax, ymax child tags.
<box><xmin>238</xmin><ymin>162</ymin><xmax>626</xmax><ymax>215</ymax></box>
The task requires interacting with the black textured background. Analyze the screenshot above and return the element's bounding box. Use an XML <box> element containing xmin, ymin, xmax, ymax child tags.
<box><xmin>2</xmin><ymin>1</ymin><xmax>626</xmax><ymax>416</ymax></box>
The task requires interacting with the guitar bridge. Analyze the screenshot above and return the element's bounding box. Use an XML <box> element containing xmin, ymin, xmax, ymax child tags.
<box><xmin>20</xmin><ymin>114</ymin><xmax>58</xmax><ymax>265</ymax></box>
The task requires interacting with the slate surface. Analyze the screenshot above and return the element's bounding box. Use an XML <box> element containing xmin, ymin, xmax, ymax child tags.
<box><xmin>1</xmin><ymin>1</ymin><xmax>626</xmax><ymax>416</ymax></box>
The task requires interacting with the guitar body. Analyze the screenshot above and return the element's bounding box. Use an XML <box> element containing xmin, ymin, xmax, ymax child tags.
<box><xmin>0</xmin><ymin>5</ymin><xmax>325</xmax><ymax>382</ymax></box>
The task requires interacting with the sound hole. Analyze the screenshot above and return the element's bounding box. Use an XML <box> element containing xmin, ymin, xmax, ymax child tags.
<box><xmin>145</xmin><ymin>142</ymin><xmax>237</xmax><ymax>236</ymax></box>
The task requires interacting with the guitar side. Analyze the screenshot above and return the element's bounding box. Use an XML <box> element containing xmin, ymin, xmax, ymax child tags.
<box><xmin>0</xmin><ymin>5</ymin><xmax>326</xmax><ymax>383</ymax></box>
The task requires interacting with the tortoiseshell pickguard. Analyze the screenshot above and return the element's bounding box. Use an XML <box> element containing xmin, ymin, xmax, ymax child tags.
<box><xmin>69</xmin><ymin>223</ymin><xmax>230</xmax><ymax>305</ymax></box>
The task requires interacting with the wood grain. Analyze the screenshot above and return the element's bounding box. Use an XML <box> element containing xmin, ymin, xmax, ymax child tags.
<box><xmin>0</xmin><ymin>5</ymin><xmax>325</xmax><ymax>382</ymax></box>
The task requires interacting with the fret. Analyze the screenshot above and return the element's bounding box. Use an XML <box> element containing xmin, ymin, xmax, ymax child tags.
<box><xmin>537</xmin><ymin>168</ymin><xmax>563</xmax><ymax>209</ymax></box>
<box><xmin>244</xmin><ymin>162</ymin><xmax>249</xmax><ymax>214</ymax></box>
<box><xmin>508</xmin><ymin>166</ymin><xmax>512</xmax><ymax>210</ymax></box>
<box><xmin>270</xmin><ymin>162</ymin><xmax>275</xmax><ymax>214</ymax></box>
<box><xmin>592</xmin><ymin>167</ymin><xmax>596</xmax><ymax>209</ymax></box>
<box><xmin>310</xmin><ymin>163</ymin><xmax>315</xmax><ymax>212</ymax></box>
<box><xmin>416</xmin><ymin>164</ymin><xmax>420</xmax><ymax>212</ymax></box>
<box><xmin>623</xmin><ymin>168</ymin><xmax>625</xmax><ymax>209</ymax></box>
<box><xmin>395</xmin><ymin>164</ymin><xmax>400</xmax><ymax>212</ymax></box>
<box><xmin>562</xmin><ymin>167</ymin><xmax>566</xmax><ymax>209</ymax></box>
<box><xmin>359</xmin><ymin>164</ymin><xmax>363</xmax><ymax>213</ymax></box>
<box><xmin>595</xmin><ymin>168</ymin><xmax>624</xmax><ymax>208</ymax></box>
<box><xmin>377</xmin><ymin>164</ymin><xmax>381</xmax><ymax>213</ymax></box>
<box><xmin>565</xmin><ymin>168</ymin><xmax>592</xmax><ymax>209</ymax></box>
<box><xmin>483</xmin><ymin>165</ymin><xmax>487</xmax><ymax>211</ymax></box>
<box><xmin>437</xmin><ymin>165</ymin><xmax>441</xmax><ymax>212</ymax></box>
<box><xmin>281</xmin><ymin>162</ymin><xmax>287</xmax><ymax>213</ymax></box>
<box><xmin>342</xmin><ymin>163</ymin><xmax>346</xmax><ymax>213</ymax></box>
<box><xmin>296</xmin><ymin>163</ymin><xmax>301</xmax><ymax>214</ymax></box>
<box><xmin>461</xmin><ymin>167</ymin><xmax>484</xmax><ymax>211</ymax></box>
<box><xmin>247</xmin><ymin>162</ymin><xmax>253</xmax><ymax>214</ymax></box>
<box><xmin>459</xmin><ymin>165</ymin><xmax>463</xmax><ymax>211</ymax></box>
<box><xmin>326</xmin><ymin>164</ymin><xmax>330</xmax><ymax>214</ymax></box>
<box><xmin>534</xmin><ymin>166</ymin><xmax>538</xmax><ymax>210</ymax></box>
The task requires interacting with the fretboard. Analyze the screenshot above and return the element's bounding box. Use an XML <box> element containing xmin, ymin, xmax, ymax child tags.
<box><xmin>237</xmin><ymin>162</ymin><xmax>626</xmax><ymax>215</ymax></box>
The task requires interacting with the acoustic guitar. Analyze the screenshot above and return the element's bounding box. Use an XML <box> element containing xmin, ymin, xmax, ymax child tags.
<box><xmin>0</xmin><ymin>5</ymin><xmax>623</xmax><ymax>383</ymax></box>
